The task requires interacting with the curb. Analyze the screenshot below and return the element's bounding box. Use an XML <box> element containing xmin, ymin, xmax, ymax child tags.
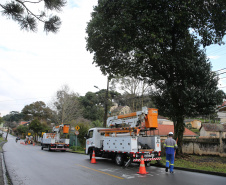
<box><xmin>151</xmin><ymin>163</ymin><xmax>226</xmax><ymax>177</ymax></box>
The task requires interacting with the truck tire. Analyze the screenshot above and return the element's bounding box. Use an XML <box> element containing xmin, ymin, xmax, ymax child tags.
<box><xmin>89</xmin><ymin>150</ymin><xmax>93</xmax><ymax>161</ymax></box>
<box><xmin>48</xmin><ymin>145</ymin><xmax>52</xmax><ymax>151</ymax></box>
<box><xmin>41</xmin><ymin>146</ymin><xmax>43</xmax><ymax>150</ymax></box>
<box><xmin>115</xmin><ymin>154</ymin><xmax>124</xmax><ymax>166</ymax></box>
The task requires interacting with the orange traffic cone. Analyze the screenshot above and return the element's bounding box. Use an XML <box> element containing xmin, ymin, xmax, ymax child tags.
<box><xmin>33</xmin><ymin>142</ymin><xmax>35</xmax><ymax>146</ymax></box>
<box><xmin>137</xmin><ymin>155</ymin><xmax>148</xmax><ymax>174</ymax></box>
<box><xmin>91</xmin><ymin>150</ymin><xmax>97</xmax><ymax>164</ymax></box>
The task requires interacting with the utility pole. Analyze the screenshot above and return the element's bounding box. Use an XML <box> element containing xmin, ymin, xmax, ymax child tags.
<box><xmin>103</xmin><ymin>77</ymin><xmax>109</xmax><ymax>128</ymax></box>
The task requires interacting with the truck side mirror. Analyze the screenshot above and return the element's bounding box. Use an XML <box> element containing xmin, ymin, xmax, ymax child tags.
<box><xmin>84</xmin><ymin>134</ymin><xmax>88</xmax><ymax>139</ymax></box>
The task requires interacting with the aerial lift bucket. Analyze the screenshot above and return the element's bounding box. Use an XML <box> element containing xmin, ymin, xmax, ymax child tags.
<box><xmin>63</xmin><ymin>124</ymin><xmax>70</xmax><ymax>134</ymax></box>
<box><xmin>145</xmin><ymin>108</ymin><xmax>158</xmax><ymax>128</ymax></box>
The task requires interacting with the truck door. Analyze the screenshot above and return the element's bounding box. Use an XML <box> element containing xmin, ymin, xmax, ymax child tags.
<box><xmin>86</xmin><ymin>129</ymin><xmax>94</xmax><ymax>154</ymax></box>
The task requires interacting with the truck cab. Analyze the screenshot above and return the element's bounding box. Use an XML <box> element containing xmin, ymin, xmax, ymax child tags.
<box><xmin>85</xmin><ymin>128</ymin><xmax>105</xmax><ymax>155</ymax></box>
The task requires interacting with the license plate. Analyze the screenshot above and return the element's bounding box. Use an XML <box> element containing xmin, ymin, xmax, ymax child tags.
<box><xmin>144</xmin><ymin>154</ymin><xmax>154</xmax><ymax>158</ymax></box>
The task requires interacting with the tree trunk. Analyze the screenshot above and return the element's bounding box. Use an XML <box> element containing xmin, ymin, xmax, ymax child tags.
<box><xmin>173</xmin><ymin>116</ymin><xmax>184</xmax><ymax>156</ymax></box>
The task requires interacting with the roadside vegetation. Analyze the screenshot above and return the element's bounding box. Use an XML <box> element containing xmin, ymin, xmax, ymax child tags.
<box><xmin>160</xmin><ymin>155</ymin><xmax>226</xmax><ymax>174</ymax></box>
<box><xmin>0</xmin><ymin>135</ymin><xmax>5</xmax><ymax>151</ymax></box>
<box><xmin>69</xmin><ymin>146</ymin><xmax>85</xmax><ymax>154</ymax></box>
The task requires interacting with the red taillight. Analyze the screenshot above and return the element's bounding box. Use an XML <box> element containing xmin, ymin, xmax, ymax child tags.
<box><xmin>158</xmin><ymin>151</ymin><xmax>161</xmax><ymax>156</ymax></box>
<box><xmin>133</xmin><ymin>154</ymin><xmax>136</xmax><ymax>158</ymax></box>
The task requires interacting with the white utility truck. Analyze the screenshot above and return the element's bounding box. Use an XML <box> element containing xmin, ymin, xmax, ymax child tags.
<box><xmin>85</xmin><ymin>107</ymin><xmax>161</xmax><ymax>167</ymax></box>
<box><xmin>41</xmin><ymin>124</ymin><xmax>70</xmax><ymax>151</ymax></box>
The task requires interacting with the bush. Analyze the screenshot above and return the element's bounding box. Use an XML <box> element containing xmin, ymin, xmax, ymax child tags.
<box><xmin>70</xmin><ymin>146</ymin><xmax>85</xmax><ymax>152</ymax></box>
<box><xmin>70</xmin><ymin>146</ymin><xmax>76</xmax><ymax>151</ymax></box>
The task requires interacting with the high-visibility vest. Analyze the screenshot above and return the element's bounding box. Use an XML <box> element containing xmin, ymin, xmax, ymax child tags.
<box><xmin>164</xmin><ymin>137</ymin><xmax>177</xmax><ymax>154</ymax></box>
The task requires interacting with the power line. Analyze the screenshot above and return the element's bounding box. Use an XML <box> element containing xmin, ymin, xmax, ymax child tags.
<box><xmin>214</xmin><ymin>68</ymin><xmax>226</xmax><ymax>72</ymax></box>
<box><xmin>208</xmin><ymin>45</ymin><xmax>226</xmax><ymax>55</ymax></box>
<box><xmin>218</xmin><ymin>71</ymin><xmax>226</xmax><ymax>75</ymax></box>
<box><xmin>0</xmin><ymin>97</ymin><xmax>52</xmax><ymax>103</ymax></box>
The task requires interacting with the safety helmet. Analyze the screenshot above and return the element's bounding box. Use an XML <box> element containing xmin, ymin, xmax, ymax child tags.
<box><xmin>169</xmin><ymin>132</ymin><xmax>173</xmax><ymax>135</ymax></box>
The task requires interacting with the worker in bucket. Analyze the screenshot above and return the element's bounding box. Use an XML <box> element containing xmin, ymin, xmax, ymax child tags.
<box><xmin>163</xmin><ymin>132</ymin><xmax>178</xmax><ymax>173</ymax></box>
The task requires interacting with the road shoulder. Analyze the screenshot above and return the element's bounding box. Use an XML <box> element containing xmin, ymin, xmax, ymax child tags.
<box><xmin>0</xmin><ymin>141</ymin><xmax>7</xmax><ymax>185</ymax></box>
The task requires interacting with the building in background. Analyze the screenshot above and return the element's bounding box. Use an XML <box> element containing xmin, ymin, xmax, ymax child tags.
<box><xmin>199</xmin><ymin>123</ymin><xmax>226</xmax><ymax>138</ymax></box>
<box><xmin>217</xmin><ymin>101</ymin><xmax>226</xmax><ymax>124</ymax></box>
<box><xmin>184</xmin><ymin>119</ymin><xmax>202</xmax><ymax>129</ymax></box>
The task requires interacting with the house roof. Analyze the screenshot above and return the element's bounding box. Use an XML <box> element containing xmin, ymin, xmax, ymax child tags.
<box><xmin>221</xmin><ymin>101</ymin><xmax>226</xmax><ymax>107</ymax></box>
<box><xmin>19</xmin><ymin>121</ymin><xmax>30</xmax><ymax>126</ymax></box>
<box><xmin>218</xmin><ymin>101</ymin><xmax>226</xmax><ymax>112</ymax></box>
<box><xmin>200</xmin><ymin>123</ymin><xmax>226</xmax><ymax>132</ymax></box>
<box><xmin>158</xmin><ymin>115</ymin><xmax>169</xmax><ymax>119</ymax></box>
<box><xmin>154</xmin><ymin>124</ymin><xmax>197</xmax><ymax>136</ymax></box>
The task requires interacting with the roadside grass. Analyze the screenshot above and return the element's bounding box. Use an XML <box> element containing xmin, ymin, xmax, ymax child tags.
<box><xmin>0</xmin><ymin>137</ymin><xmax>5</xmax><ymax>151</ymax></box>
<box><xmin>69</xmin><ymin>150</ymin><xmax>85</xmax><ymax>154</ymax></box>
<box><xmin>160</xmin><ymin>155</ymin><xmax>226</xmax><ymax>173</ymax></box>
<box><xmin>69</xmin><ymin>146</ymin><xmax>85</xmax><ymax>154</ymax></box>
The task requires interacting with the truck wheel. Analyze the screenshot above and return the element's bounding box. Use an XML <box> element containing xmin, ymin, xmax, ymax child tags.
<box><xmin>41</xmin><ymin>146</ymin><xmax>43</xmax><ymax>150</ymax></box>
<box><xmin>48</xmin><ymin>145</ymin><xmax>52</xmax><ymax>151</ymax></box>
<box><xmin>115</xmin><ymin>154</ymin><xmax>124</xmax><ymax>166</ymax></box>
<box><xmin>89</xmin><ymin>150</ymin><xmax>93</xmax><ymax>161</ymax></box>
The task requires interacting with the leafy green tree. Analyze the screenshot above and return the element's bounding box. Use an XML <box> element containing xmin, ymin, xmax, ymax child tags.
<box><xmin>16</xmin><ymin>125</ymin><xmax>29</xmax><ymax>136</ymax></box>
<box><xmin>3</xmin><ymin>111</ymin><xmax>23</xmax><ymax>140</ymax></box>
<box><xmin>21</xmin><ymin>101</ymin><xmax>53</xmax><ymax>123</ymax></box>
<box><xmin>91</xmin><ymin>120</ymin><xmax>103</xmax><ymax>128</ymax></box>
<box><xmin>79</xmin><ymin>91</ymin><xmax>104</xmax><ymax>122</ymax></box>
<box><xmin>0</xmin><ymin>116</ymin><xmax>3</xmax><ymax>124</ymax></box>
<box><xmin>3</xmin><ymin>111</ymin><xmax>23</xmax><ymax>122</ymax></box>
<box><xmin>29</xmin><ymin>118</ymin><xmax>50</xmax><ymax>140</ymax></box>
<box><xmin>0</xmin><ymin>0</ymin><xmax>66</xmax><ymax>33</ymax></box>
<box><xmin>29</xmin><ymin>118</ymin><xmax>42</xmax><ymax>134</ymax></box>
<box><xmin>86</xmin><ymin>0</ymin><xmax>226</xmax><ymax>154</ymax></box>
<box><xmin>75</xmin><ymin>118</ymin><xmax>91</xmax><ymax>147</ymax></box>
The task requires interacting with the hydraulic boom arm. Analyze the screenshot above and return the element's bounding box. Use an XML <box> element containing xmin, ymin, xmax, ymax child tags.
<box><xmin>107</xmin><ymin>107</ymin><xmax>158</xmax><ymax>129</ymax></box>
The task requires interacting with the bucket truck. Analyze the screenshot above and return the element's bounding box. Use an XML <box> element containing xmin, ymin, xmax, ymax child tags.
<box><xmin>85</xmin><ymin>107</ymin><xmax>161</xmax><ymax>167</ymax></box>
<box><xmin>41</xmin><ymin>124</ymin><xmax>70</xmax><ymax>151</ymax></box>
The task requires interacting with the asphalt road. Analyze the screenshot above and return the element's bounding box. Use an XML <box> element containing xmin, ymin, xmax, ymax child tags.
<box><xmin>3</xmin><ymin>134</ymin><xmax>226</xmax><ymax>185</ymax></box>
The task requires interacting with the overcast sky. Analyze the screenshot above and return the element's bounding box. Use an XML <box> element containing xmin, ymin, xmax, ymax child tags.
<box><xmin>0</xmin><ymin>0</ymin><xmax>226</xmax><ymax>117</ymax></box>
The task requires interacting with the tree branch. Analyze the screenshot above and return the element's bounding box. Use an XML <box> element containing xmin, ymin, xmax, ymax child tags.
<box><xmin>15</xmin><ymin>0</ymin><xmax>44</xmax><ymax>22</ymax></box>
<box><xmin>22</xmin><ymin>0</ymin><xmax>43</xmax><ymax>3</ymax></box>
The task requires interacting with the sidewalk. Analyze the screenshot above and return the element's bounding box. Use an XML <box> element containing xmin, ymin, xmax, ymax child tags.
<box><xmin>0</xmin><ymin>141</ymin><xmax>6</xmax><ymax>185</ymax></box>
